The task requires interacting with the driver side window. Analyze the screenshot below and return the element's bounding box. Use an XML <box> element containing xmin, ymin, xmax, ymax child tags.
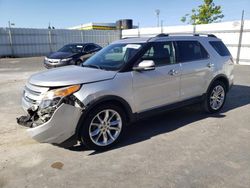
<box><xmin>142</xmin><ymin>41</ymin><xmax>175</xmax><ymax>66</ymax></box>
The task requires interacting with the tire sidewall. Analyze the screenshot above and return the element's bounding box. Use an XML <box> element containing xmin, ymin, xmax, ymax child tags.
<box><xmin>80</xmin><ymin>104</ymin><xmax>126</xmax><ymax>151</ymax></box>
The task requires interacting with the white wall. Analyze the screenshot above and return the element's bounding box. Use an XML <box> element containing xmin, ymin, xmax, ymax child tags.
<box><xmin>122</xmin><ymin>20</ymin><xmax>250</xmax><ymax>65</ymax></box>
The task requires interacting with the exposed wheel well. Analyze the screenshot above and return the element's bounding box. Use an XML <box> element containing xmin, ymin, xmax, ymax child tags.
<box><xmin>75</xmin><ymin>97</ymin><xmax>134</xmax><ymax>139</ymax></box>
<box><xmin>87</xmin><ymin>100</ymin><xmax>133</xmax><ymax>123</ymax></box>
<box><xmin>209</xmin><ymin>75</ymin><xmax>229</xmax><ymax>92</ymax></box>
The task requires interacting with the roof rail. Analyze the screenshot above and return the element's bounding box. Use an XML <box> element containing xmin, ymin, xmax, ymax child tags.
<box><xmin>121</xmin><ymin>37</ymin><xmax>139</xmax><ymax>40</ymax></box>
<box><xmin>155</xmin><ymin>33</ymin><xmax>169</xmax><ymax>37</ymax></box>
<box><xmin>155</xmin><ymin>33</ymin><xmax>217</xmax><ymax>38</ymax></box>
<box><xmin>207</xmin><ymin>34</ymin><xmax>217</xmax><ymax>38</ymax></box>
<box><xmin>194</xmin><ymin>33</ymin><xmax>217</xmax><ymax>38</ymax></box>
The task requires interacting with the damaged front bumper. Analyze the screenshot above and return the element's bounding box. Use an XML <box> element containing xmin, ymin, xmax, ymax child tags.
<box><xmin>18</xmin><ymin>83</ymin><xmax>84</xmax><ymax>145</ymax></box>
<box><xmin>19</xmin><ymin>103</ymin><xmax>82</xmax><ymax>144</ymax></box>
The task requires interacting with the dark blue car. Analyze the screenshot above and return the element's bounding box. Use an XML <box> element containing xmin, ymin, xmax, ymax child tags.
<box><xmin>44</xmin><ymin>43</ymin><xmax>102</xmax><ymax>68</ymax></box>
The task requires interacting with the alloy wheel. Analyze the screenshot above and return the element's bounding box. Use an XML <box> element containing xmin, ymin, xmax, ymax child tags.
<box><xmin>88</xmin><ymin>109</ymin><xmax>122</xmax><ymax>146</ymax></box>
<box><xmin>209</xmin><ymin>85</ymin><xmax>225</xmax><ymax>110</ymax></box>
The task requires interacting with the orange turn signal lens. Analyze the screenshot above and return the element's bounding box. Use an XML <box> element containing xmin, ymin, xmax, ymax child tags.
<box><xmin>53</xmin><ymin>85</ymin><xmax>81</xmax><ymax>97</ymax></box>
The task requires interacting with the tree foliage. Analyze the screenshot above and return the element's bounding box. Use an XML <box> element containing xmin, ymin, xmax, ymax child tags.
<box><xmin>181</xmin><ymin>0</ymin><xmax>224</xmax><ymax>25</ymax></box>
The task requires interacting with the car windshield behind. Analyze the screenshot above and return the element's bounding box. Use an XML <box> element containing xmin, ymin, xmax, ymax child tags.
<box><xmin>58</xmin><ymin>44</ymin><xmax>84</xmax><ymax>53</ymax></box>
<box><xmin>82</xmin><ymin>43</ymin><xmax>143</xmax><ymax>71</ymax></box>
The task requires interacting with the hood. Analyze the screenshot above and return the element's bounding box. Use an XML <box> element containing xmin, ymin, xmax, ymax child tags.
<box><xmin>29</xmin><ymin>66</ymin><xmax>117</xmax><ymax>87</ymax></box>
<box><xmin>47</xmin><ymin>52</ymin><xmax>74</xmax><ymax>59</ymax></box>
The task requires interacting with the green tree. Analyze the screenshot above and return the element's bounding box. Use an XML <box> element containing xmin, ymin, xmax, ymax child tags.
<box><xmin>181</xmin><ymin>0</ymin><xmax>224</xmax><ymax>25</ymax></box>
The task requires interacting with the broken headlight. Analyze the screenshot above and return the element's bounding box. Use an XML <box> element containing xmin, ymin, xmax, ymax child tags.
<box><xmin>40</xmin><ymin>84</ymin><xmax>81</xmax><ymax>109</ymax></box>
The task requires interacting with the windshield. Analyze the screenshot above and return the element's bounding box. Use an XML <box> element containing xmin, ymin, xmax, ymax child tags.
<box><xmin>82</xmin><ymin>43</ymin><xmax>143</xmax><ymax>71</ymax></box>
<box><xmin>58</xmin><ymin>44</ymin><xmax>84</xmax><ymax>53</ymax></box>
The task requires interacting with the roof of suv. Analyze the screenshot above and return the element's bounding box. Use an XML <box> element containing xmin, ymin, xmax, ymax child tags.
<box><xmin>114</xmin><ymin>34</ymin><xmax>220</xmax><ymax>44</ymax></box>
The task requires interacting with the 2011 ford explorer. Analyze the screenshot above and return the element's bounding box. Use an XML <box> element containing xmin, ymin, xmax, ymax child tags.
<box><xmin>17</xmin><ymin>34</ymin><xmax>234</xmax><ymax>151</ymax></box>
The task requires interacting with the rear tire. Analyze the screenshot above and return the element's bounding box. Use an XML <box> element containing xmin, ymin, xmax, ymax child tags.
<box><xmin>79</xmin><ymin>104</ymin><xmax>126</xmax><ymax>151</ymax></box>
<box><xmin>203</xmin><ymin>81</ymin><xmax>226</xmax><ymax>113</ymax></box>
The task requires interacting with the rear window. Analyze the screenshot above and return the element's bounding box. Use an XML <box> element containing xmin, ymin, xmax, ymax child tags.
<box><xmin>176</xmin><ymin>41</ymin><xmax>209</xmax><ymax>62</ymax></box>
<box><xmin>209</xmin><ymin>41</ymin><xmax>231</xmax><ymax>56</ymax></box>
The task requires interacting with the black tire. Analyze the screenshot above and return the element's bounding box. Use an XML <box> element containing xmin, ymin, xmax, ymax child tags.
<box><xmin>203</xmin><ymin>80</ymin><xmax>227</xmax><ymax>113</ymax></box>
<box><xmin>79</xmin><ymin>104</ymin><xmax>127</xmax><ymax>151</ymax></box>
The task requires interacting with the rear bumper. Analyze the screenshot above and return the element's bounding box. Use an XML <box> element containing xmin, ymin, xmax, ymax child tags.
<box><xmin>26</xmin><ymin>103</ymin><xmax>82</xmax><ymax>144</ymax></box>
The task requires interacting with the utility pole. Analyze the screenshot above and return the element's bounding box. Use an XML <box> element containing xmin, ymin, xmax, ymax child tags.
<box><xmin>161</xmin><ymin>20</ymin><xmax>163</xmax><ymax>33</ymax></box>
<box><xmin>138</xmin><ymin>22</ymin><xmax>140</xmax><ymax>37</ymax></box>
<box><xmin>8</xmin><ymin>21</ymin><xmax>15</xmax><ymax>57</ymax></box>
<box><xmin>48</xmin><ymin>22</ymin><xmax>51</xmax><ymax>29</ymax></box>
<box><xmin>155</xmin><ymin>9</ymin><xmax>160</xmax><ymax>27</ymax></box>
<box><xmin>236</xmin><ymin>10</ymin><xmax>244</xmax><ymax>64</ymax></box>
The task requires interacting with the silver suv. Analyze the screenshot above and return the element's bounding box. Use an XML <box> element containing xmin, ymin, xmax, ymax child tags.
<box><xmin>18</xmin><ymin>34</ymin><xmax>234</xmax><ymax>150</ymax></box>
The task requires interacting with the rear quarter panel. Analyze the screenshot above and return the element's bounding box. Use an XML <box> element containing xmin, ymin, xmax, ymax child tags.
<box><xmin>199</xmin><ymin>38</ymin><xmax>234</xmax><ymax>92</ymax></box>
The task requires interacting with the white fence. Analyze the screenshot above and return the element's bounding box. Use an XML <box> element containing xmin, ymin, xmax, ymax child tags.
<box><xmin>1</xmin><ymin>20</ymin><xmax>250</xmax><ymax>64</ymax></box>
<box><xmin>0</xmin><ymin>28</ymin><xmax>120</xmax><ymax>57</ymax></box>
<box><xmin>122</xmin><ymin>20</ymin><xmax>250</xmax><ymax>65</ymax></box>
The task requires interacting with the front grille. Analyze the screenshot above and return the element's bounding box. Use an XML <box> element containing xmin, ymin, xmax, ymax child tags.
<box><xmin>24</xmin><ymin>86</ymin><xmax>41</xmax><ymax>95</ymax></box>
<box><xmin>47</xmin><ymin>59</ymin><xmax>60</xmax><ymax>64</ymax></box>
<box><xmin>23</xmin><ymin>82</ymin><xmax>49</xmax><ymax>107</ymax></box>
<box><xmin>23</xmin><ymin>93</ymin><xmax>37</xmax><ymax>104</ymax></box>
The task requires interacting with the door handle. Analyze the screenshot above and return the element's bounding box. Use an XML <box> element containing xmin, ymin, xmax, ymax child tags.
<box><xmin>207</xmin><ymin>63</ymin><xmax>214</xmax><ymax>68</ymax></box>
<box><xmin>168</xmin><ymin>69</ymin><xmax>178</xmax><ymax>76</ymax></box>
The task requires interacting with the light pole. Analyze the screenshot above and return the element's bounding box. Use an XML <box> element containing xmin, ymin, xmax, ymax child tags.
<box><xmin>161</xmin><ymin>20</ymin><xmax>164</xmax><ymax>33</ymax></box>
<box><xmin>8</xmin><ymin>21</ymin><xmax>15</xmax><ymax>28</ymax></box>
<box><xmin>155</xmin><ymin>9</ymin><xmax>160</xmax><ymax>27</ymax></box>
<box><xmin>8</xmin><ymin>21</ymin><xmax>15</xmax><ymax>57</ymax></box>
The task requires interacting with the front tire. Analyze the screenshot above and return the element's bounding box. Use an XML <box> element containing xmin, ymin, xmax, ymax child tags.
<box><xmin>203</xmin><ymin>81</ymin><xmax>226</xmax><ymax>113</ymax></box>
<box><xmin>80</xmin><ymin>104</ymin><xmax>126</xmax><ymax>151</ymax></box>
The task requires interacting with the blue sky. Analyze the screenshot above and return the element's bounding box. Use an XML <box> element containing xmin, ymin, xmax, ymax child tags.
<box><xmin>0</xmin><ymin>0</ymin><xmax>249</xmax><ymax>28</ymax></box>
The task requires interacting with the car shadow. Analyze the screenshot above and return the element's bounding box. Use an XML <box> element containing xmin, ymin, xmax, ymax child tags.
<box><xmin>67</xmin><ymin>84</ymin><xmax>250</xmax><ymax>155</ymax></box>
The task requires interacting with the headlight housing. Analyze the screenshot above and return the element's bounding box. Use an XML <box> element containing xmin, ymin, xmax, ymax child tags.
<box><xmin>44</xmin><ymin>57</ymin><xmax>48</xmax><ymax>61</ymax></box>
<box><xmin>39</xmin><ymin>84</ymin><xmax>81</xmax><ymax>109</ymax></box>
<box><xmin>61</xmin><ymin>57</ymin><xmax>73</xmax><ymax>62</ymax></box>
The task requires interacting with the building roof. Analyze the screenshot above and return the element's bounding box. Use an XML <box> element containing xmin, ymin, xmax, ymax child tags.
<box><xmin>68</xmin><ymin>22</ymin><xmax>116</xmax><ymax>30</ymax></box>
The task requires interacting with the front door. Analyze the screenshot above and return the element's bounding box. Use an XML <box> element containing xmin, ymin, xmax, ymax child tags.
<box><xmin>132</xmin><ymin>41</ymin><xmax>181</xmax><ymax>113</ymax></box>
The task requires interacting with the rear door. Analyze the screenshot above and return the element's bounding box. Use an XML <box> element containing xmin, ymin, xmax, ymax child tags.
<box><xmin>132</xmin><ymin>41</ymin><xmax>181</xmax><ymax>112</ymax></box>
<box><xmin>176</xmin><ymin>40</ymin><xmax>213</xmax><ymax>100</ymax></box>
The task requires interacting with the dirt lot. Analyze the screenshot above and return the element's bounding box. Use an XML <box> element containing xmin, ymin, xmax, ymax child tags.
<box><xmin>0</xmin><ymin>57</ymin><xmax>249</xmax><ymax>188</ymax></box>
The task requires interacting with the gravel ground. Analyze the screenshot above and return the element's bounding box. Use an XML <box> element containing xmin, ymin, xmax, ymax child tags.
<box><xmin>0</xmin><ymin>57</ymin><xmax>249</xmax><ymax>188</ymax></box>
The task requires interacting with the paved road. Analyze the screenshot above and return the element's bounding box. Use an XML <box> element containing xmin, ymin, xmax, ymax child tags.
<box><xmin>0</xmin><ymin>57</ymin><xmax>249</xmax><ymax>188</ymax></box>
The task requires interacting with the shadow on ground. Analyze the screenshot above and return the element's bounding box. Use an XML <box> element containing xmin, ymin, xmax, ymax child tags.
<box><xmin>68</xmin><ymin>84</ymin><xmax>250</xmax><ymax>155</ymax></box>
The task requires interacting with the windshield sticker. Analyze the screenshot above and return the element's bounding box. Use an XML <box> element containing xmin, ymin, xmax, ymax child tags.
<box><xmin>77</xmin><ymin>45</ymin><xmax>83</xmax><ymax>48</ymax></box>
<box><xmin>125</xmin><ymin>44</ymin><xmax>141</xmax><ymax>49</ymax></box>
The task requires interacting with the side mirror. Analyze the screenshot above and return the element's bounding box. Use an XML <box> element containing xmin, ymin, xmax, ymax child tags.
<box><xmin>133</xmin><ymin>60</ymin><xmax>155</xmax><ymax>71</ymax></box>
